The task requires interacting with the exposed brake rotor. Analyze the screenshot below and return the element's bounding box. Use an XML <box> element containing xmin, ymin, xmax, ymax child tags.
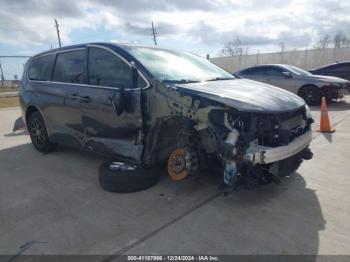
<box><xmin>167</xmin><ymin>147</ymin><xmax>199</xmax><ymax>181</ymax></box>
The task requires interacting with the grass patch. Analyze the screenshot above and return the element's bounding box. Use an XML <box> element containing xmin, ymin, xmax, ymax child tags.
<box><xmin>0</xmin><ymin>96</ymin><xmax>19</xmax><ymax>108</ymax></box>
<box><xmin>0</xmin><ymin>87</ymin><xmax>19</xmax><ymax>93</ymax></box>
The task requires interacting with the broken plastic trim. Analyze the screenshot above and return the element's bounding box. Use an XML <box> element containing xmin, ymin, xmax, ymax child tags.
<box><xmin>244</xmin><ymin>130</ymin><xmax>312</xmax><ymax>164</ymax></box>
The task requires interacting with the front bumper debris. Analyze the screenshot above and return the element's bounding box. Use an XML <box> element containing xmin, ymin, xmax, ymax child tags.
<box><xmin>338</xmin><ymin>88</ymin><xmax>349</xmax><ymax>96</ymax></box>
<box><xmin>244</xmin><ymin>130</ymin><xmax>312</xmax><ymax>164</ymax></box>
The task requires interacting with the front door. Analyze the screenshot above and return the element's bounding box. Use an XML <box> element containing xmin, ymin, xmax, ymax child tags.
<box><xmin>76</xmin><ymin>45</ymin><xmax>145</xmax><ymax>164</ymax></box>
<box><xmin>263</xmin><ymin>67</ymin><xmax>296</xmax><ymax>93</ymax></box>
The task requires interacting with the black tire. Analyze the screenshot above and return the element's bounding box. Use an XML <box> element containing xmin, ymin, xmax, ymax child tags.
<box><xmin>99</xmin><ymin>161</ymin><xmax>161</xmax><ymax>193</ymax></box>
<box><xmin>298</xmin><ymin>85</ymin><xmax>323</xmax><ymax>106</ymax></box>
<box><xmin>28</xmin><ymin>111</ymin><xmax>56</xmax><ymax>153</ymax></box>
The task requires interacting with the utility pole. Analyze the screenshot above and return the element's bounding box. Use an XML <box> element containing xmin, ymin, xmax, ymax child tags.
<box><xmin>54</xmin><ymin>18</ymin><xmax>62</xmax><ymax>48</ymax></box>
<box><xmin>279</xmin><ymin>42</ymin><xmax>285</xmax><ymax>63</ymax></box>
<box><xmin>151</xmin><ymin>22</ymin><xmax>157</xmax><ymax>46</ymax></box>
<box><xmin>0</xmin><ymin>61</ymin><xmax>5</xmax><ymax>87</ymax></box>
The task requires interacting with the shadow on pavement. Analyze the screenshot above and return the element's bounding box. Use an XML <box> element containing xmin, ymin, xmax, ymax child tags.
<box><xmin>321</xmin><ymin>132</ymin><xmax>333</xmax><ymax>143</ymax></box>
<box><xmin>189</xmin><ymin>172</ymin><xmax>326</xmax><ymax>256</ymax></box>
<box><xmin>310</xmin><ymin>99</ymin><xmax>350</xmax><ymax>112</ymax></box>
<box><xmin>0</xmin><ymin>142</ymin><xmax>325</xmax><ymax>256</ymax></box>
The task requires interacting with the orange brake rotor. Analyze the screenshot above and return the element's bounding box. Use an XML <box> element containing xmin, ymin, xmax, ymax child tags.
<box><xmin>167</xmin><ymin>148</ymin><xmax>189</xmax><ymax>181</ymax></box>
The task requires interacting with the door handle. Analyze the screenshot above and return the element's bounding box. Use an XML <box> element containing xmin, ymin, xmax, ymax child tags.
<box><xmin>68</xmin><ymin>94</ymin><xmax>91</xmax><ymax>103</ymax></box>
<box><xmin>69</xmin><ymin>93</ymin><xmax>78</xmax><ymax>100</ymax></box>
<box><xmin>79</xmin><ymin>96</ymin><xmax>92</xmax><ymax>103</ymax></box>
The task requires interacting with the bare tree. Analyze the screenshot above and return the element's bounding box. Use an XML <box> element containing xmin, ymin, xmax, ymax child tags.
<box><xmin>334</xmin><ymin>33</ymin><xmax>350</xmax><ymax>48</ymax></box>
<box><xmin>279</xmin><ymin>42</ymin><xmax>286</xmax><ymax>52</ymax></box>
<box><xmin>221</xmin><ymin>36</ymin><xmax>244</xmax><ymax>56</ymax></box>
<box><xmin>318</xmin><ymin>34</ymin><xmax>330</xmax><ymax>49</ymax></box>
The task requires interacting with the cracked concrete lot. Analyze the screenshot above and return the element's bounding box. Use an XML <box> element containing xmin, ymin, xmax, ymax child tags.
<box><xmin>1</xmin><ymin>97</ymin><xmax>350</xmax><ymax>258</ymax></box>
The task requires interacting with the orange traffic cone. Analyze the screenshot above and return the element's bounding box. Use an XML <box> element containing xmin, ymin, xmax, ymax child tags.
<box><xmin>317</xmin><ymin>96</ymin><xmax>335</xmax><ymax>133</ymax></box>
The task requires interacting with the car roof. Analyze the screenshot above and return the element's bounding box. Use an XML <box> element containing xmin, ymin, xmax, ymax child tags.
<box><xmin>252</xmin><ymin>64</ymin><xmax>291</xmax><ymax>68</ymax></box>
<box><xmin>236</xmin><ymin>64</ymin><xmax>290</xmax><ymax>73</ymax></box>
<box><xmin>31</xmin><ymin>42</ymin><xmax>174</xmax><ymax>58</ymax></box>
<box><xmin>312</xmin><ymin>61</ymin><xmax>350</xmax><ymax>70</ymax></box>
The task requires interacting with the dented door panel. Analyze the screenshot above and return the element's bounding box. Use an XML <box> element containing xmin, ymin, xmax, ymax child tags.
<box><xmin>76</xmin><ymin>85</ymin><xmax>143</xmax><ymax>163</ymax></box>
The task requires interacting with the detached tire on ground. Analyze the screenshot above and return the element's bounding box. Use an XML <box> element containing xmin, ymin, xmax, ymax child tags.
<box><xmin>99</xmin><ymin>161</ymin><xmax>161</xmax><ymax>193</ymax></box>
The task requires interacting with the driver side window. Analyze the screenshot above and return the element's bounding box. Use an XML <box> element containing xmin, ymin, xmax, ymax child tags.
<box><xmin>88</xmin><ymin>47</ymin><xmax>133</xmax><ymax>88</ymax></box>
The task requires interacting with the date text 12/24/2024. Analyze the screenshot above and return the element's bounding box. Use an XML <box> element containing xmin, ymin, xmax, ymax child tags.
<box><xmin>127</xmin><ymin>255</ymin><xmax>219</xmax><ymax>261</ymax></box>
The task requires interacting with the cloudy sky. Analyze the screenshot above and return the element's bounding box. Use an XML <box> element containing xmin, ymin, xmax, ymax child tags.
<box><xmin>0</xmin><ymin>0</ymin><xmax>350</xmax><ymax>78</ymax></box>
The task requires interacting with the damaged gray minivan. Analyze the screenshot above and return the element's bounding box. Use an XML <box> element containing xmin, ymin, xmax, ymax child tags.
<box><xmin>20</xmin><ymin>43</ymin><xmax>313</xmax><ymax>189</ymax></box>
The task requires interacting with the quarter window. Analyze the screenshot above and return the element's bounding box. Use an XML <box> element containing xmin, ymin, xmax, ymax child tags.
<box><xmin>53</xmin><ymin>50</ymin><xmax>85</xmax><ymax>83</ymax></box>
<box><xmin>28</xmin><ymin>54</ymin><xmax>55</xmax><ymax>81</ymax></box>
<box><xmin>88</xmin><ymin>47</ymin><xmax>133</xmax><ymax>88</ymax></box>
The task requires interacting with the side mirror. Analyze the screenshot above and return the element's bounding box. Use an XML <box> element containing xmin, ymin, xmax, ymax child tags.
<box><xmin>131</xmin><ymin>61</ymin><xmax>138</xmax><ymax>89</ymax></box>
<box><xmin>282</xmin><ymin>71</ymin><xmax>293</xmax><ymax>78</ymax></box>
<box><xmin>111</xmin><ymin>91</ymin><xmax>125</xmax><ymax>116</ymax></box>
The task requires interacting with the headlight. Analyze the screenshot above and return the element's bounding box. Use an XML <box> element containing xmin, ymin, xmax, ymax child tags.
<box><xmin>323</xmin><ymin>82</ymin><xmax>342</xmax><ymax>88</ymax></box>
<box><xmin>305</xmin><ymin>104</ymin><xmax>312</xmax><ymax>119</ymax></box>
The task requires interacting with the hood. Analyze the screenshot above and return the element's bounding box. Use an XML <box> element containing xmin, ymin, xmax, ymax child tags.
<box><xmin>308</xmin><ymin>74</ymin><xmax>349</xmax><ymax>83</ymax></box>
<box><xmin>175</xmin><ymin>79</ymin><xmax>305</xmax><ymax>113</ymax></box>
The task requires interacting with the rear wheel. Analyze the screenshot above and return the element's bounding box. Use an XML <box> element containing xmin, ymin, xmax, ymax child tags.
<box><xmin>299</xmin><ymin>85</ymin><xmax>322</xmax><ymax>106</ymax></box>
<box><xmin>28</xmin><ymin>111</ymin><xmax>56</xmax><ymax>153</ymax></box>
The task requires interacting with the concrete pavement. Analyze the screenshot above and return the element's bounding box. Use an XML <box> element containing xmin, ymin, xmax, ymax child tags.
<box><xmin>0</xmin><ymin>98</ymin><xmax>350</xmax><ymax>257</ymax></box>
<box><xmin>0</xmin><ymin>91</ymin><xmax>18</xmax><ymax>98</ymax></box>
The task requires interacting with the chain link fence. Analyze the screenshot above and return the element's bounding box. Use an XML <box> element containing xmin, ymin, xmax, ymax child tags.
<box><xmin>0</xmin><ymin>56</ymin><xmax>30</xmax><ymax>88</ymax></box>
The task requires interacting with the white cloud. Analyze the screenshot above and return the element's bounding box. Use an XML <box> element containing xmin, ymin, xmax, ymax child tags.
<box><xmin>0</xmin><ymin>0</ymin><xmax>349</xmax><ymax>55</ymax></box>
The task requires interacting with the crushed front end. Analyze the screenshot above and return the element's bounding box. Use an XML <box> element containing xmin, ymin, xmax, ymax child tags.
<box><xmin>144</xmin><ymin>78</ymin><xmax>314</xmax><ymax>189</ymax></box>
<box><xmin>207</xmin><ymin>105</ymin><xmax>314</xmax><ymax>188</ymax></box>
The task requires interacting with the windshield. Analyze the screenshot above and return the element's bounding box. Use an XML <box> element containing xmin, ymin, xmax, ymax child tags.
<box><xmin>285</xmin><ymin>65</ymin><xmax>312</xmax><ymax>76</ymax></box>
<box><xmin>124</xmin><ymin>46</ymin><xmax>234</xmax><ymax>82</ymax></box>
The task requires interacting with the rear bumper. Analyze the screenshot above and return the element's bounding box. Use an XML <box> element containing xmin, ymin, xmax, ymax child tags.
<box><xmin>244</xmin><ymin>130</ymin><xmax>312</xmax><ymax>164</ymax></box>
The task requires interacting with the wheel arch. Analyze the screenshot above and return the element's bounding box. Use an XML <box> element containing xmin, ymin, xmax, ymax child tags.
<box><xmin>297</xmin><ymin>84</ymin><xmax>322</xmax><ymax>96</ymax></box>
<box><xmin>25</xmin><ymin>105</ymin><xmax>40</xmax><ymax>124</ymax></box>
<box><xmin>25</xmin><ymin>105</ymin><xmax>49</xmax><ymax>133</ymax></box>
<box><xmin>144</xmin><ymin>116</ymin><xmax>199</xmax><ymax>165</ymax></box>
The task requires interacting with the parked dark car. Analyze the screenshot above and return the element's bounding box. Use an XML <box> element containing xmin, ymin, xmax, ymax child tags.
<box><xmin>20</xmin><ymin>43</ymin><xmax>313</xmax><ymax>188</ymax></box>
<box><xmin>309</xmin><ymin>62</ymin><xmax>350</xmax><ymax>81</ymax></box>
<box><xmin>235</xmin><ymin>64</ymin><xmax>350</xmax><ymax>105</ymax></box>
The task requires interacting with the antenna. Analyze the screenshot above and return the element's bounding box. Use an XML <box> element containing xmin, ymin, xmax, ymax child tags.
<box><xmin>0</xmin><ymin>61</ymin><xmax>5</xmax><ymax>87</ymax></box>
<box><xmin>54</xmin><ymin>18</ymin><xmax>62</xmax><ymax>48</ymax></box>
<box><xmin>151</xmin><ymin>22</ymin><xmax>158</xmax><ymax>46</ymax></box>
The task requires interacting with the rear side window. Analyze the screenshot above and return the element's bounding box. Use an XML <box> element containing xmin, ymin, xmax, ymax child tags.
<box><xmin>53</xmin><ymin>50</ymin><xmax>85</xmax><ymax>83</ymax></box>
<box><xmin>28</xmin><ymin>54</ymin><xmax>55</xmax><ymax>81</ymax></box>
<box><xmin>88</xmin><ymin>47</ymin><xmax>132</xmax><ymax>88</ymax></box>
<box><xmin>265</xmin><ymin>67</ymin><xmax>284</xmax><ymax>76</ymax></box>
<box><xmin>240</xmin><ymin>67</ymin><xmax>266</xmax><ymax>75</ymax></box>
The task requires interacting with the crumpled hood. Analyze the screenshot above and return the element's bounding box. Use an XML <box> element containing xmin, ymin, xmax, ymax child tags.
<box><xmin>309</xmin><ymin>74</ymin><xmax>349</xmax><ymax>84</ymax></box>
<box><xmin>175</xmin><ymin>79</ymin><xmax>305</xmax><ymax>113</ymax></box>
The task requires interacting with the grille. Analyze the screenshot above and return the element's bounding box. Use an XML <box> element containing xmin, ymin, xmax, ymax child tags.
<box><xmin>258</xmin><ymin>107</ymin><xmax>307</xmax><ymax>147</ymax></box>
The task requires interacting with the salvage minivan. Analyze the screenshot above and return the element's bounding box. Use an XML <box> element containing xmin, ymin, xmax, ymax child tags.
<box><xmin>20</xmin><ymin>43</ymin><xmax>313</xmax><ymax>188</ymax></box>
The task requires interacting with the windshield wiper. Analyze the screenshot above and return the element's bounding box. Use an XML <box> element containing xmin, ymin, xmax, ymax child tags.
<box><xmin>163</xmin><ymin>79</ymin><xmax>200</xmax><ymax>84</ymax></box>
<box><xmin>205</xmin><ymin>77</ymin><xmax>234</xmax><ymax>82</ymax></box>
